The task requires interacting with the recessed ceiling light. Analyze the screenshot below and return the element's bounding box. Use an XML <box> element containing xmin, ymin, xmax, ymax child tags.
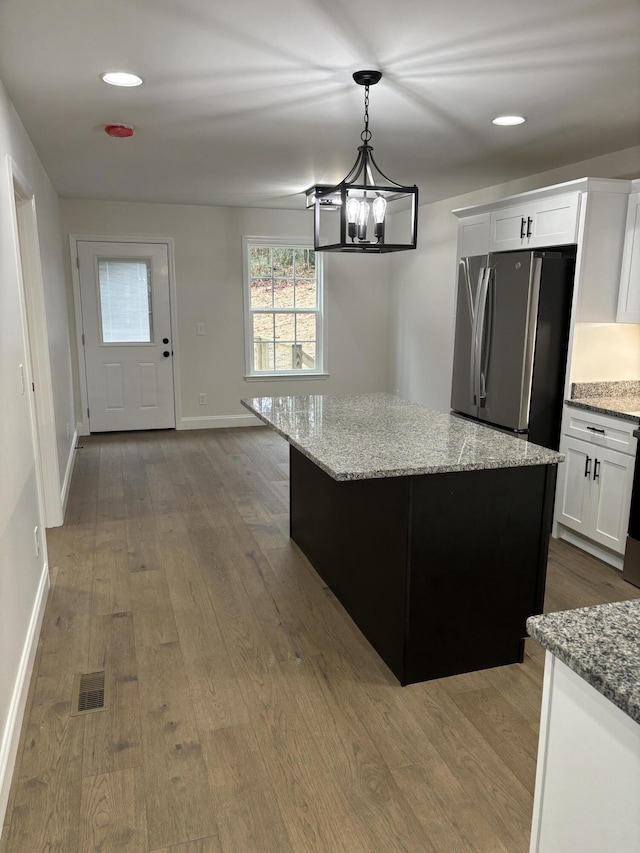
<box><xmin>492</xmin><ymin>115</ymin><xmax>526</xmax><ymax>126</ymax></box>
<box><xmin>100</xmin><ymin>71</ymin><xmax>143</xmax><ymax>87</ymax></box>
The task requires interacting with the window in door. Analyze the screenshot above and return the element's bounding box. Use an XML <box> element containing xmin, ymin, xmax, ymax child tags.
<box><xmin>243</xmin><ymin>237</ymin><xmax>325</xmax><ymax>376</ymax></box>
<box><xmin>98</xmin><ymin>258</ymin><xmax>153</xmax><ymax>343</ymax></box>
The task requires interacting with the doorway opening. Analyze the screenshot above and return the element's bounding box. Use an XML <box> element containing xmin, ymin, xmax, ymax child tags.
<box><xmin>11</xmin><ymin>160</ymin><xmax>63</xmax><ymax>527</ymax></box>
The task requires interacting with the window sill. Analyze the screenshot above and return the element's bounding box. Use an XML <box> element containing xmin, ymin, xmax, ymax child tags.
<box><xmin>244</xmin><ymin>372</ymin><xmax>330</xmax><ymax>381</ymax></box>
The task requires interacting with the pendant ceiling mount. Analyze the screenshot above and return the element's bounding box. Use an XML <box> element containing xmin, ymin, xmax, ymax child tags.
<box><xmin>306</xmin><ymin>70</ymin><xmax>418</xmax><ymax>254</ymax></box>
<box><xmin>352</xmin><ymin>70</ymin><xmax>382</xmax><ymax>87</ymax></box>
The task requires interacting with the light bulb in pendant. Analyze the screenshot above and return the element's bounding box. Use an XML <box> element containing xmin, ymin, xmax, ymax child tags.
<box><xmin>357</xmin><ymin>201</ymin><xmax>370</xmax><ymax>241</ymax></box>
<box><xmin>373</xmin><ymin>196</ymin><xmax>387</xmax><ymax>241</ymax></box>
<box><xmin>346</xmin><ymin>196</ymin><xmax>360</xmax><ymax>241</ymax></box>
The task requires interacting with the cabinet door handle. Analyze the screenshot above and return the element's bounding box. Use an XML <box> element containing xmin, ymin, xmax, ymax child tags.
<box><xmin>526</xmin><ymin>216</ymin><xmax>533</xmax><ymax>237</ymax></box>
<box><xmin>584</xmin><ymin>455</ymin><xmax>591</xmax><ymax>478</ymax></box>
<box><xmin>593</xmin><ymin>459</ymin><xmax>600</xmax><ymax>481</ymax></box>
<box><xmin>586</xmin><ymin>426</ymin><xmax>606</xmax><ymax>434</ymax></box>
<box><xmin>520</xmin><ymin>217</ymin><xmax>526</xmax><ymax>239</ymax></box>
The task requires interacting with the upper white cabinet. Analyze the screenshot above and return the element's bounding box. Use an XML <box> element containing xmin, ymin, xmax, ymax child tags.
<box><xmin>489</xmin><ymin>193</ymin><xmax>580</xmax><ymax>252</ymax></box>
<box><xmin>457</xmin><ymin>212</ymin><xmax>490</xmax><ymax>258</ymax></box>
<box><xmin>453</xmin><ymin>178</ymin><xmax>632</xmax><ymax>323</ymax></box>
<box><xmin>616</xmin><ymin>189</ymin><xmax>640</xmax><ymax>323</ymax></box>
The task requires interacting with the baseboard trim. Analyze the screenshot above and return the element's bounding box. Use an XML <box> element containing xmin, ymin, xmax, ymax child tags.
<box><xmin>556</xmin><ymin>527</ymin><xmax>623</xmax><ymax>571</ymax></box>
<box><xmin>60</xmin><ymin>428</ymin><xmax>78</xmax><ymax>521</ymax></box>
<box><xmin>0</xmin><ymin>561</ymin><xmax>50</xmax><ymax>826</ymax></box>
<box><xmin>178</xmin><ymin>414</ymin><xmax>262</xmax><ymax>430</ymax></box>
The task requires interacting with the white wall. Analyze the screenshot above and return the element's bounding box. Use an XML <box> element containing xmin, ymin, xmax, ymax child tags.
<box><xmin>0</xmin><ymin>79</ymin><xmax>75</xmax><ymax>824</ymax></box>
<box><xmin>59</xmin><ymin>200</ymin><xmax>393</xmax><ymax>428</ymax></box>
<box><xmin>571</xmin><ymin>323</ymin><xmax>640</xmax><ymax>382</ymax></box>
<box><xmin>390</xmin><ymin>145</ymin><xmax>640</xmax><ymax>412</ymax></box>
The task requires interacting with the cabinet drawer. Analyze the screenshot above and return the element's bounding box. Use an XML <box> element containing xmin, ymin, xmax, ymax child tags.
<box><xmin>490</xmin><ymin>193</ymin><xmax>580</xmax><ymax>251</ymax></box>
<box><xmin>564</xmin><ymin>408</ymin><xmax>637</xmax><ymax>455</ymax></box>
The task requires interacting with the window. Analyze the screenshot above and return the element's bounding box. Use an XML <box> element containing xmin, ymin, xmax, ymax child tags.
<box><xmin>243</xmin><ymin>237</ymin><xmax>325</xmax><ymax>376</ymax></box>
<box><xmin>98</xmin><ymin>258</ymin><xmax>153</xmax><ymax>343</ymax></box>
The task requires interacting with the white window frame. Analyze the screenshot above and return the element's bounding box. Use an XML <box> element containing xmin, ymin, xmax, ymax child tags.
<box><xmin>242</xmin><ymin>236</ymin><xmax>327</xmax><ymax>378</ymax></box>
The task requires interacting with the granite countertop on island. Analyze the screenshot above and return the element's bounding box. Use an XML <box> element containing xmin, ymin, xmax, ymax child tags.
<box><xmin>566</xmin><ymin>380</ymin><xmax>640</xmax><ymax>423</ymax></box>
<box><xmin>241</xmin><ymin>393</ymin><xmax>563</xmax><ymax>481</ymax></box>
<box><xmin>527</xmin><ymin>600</ymin><xmax>640</xmax><ymax>724</ymax></box>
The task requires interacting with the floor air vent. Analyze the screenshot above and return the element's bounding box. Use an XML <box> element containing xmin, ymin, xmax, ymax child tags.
<box><xmin>70</xmin><ymin>670</ymin><xmax>109</xmax><ymax>716</ymax></box>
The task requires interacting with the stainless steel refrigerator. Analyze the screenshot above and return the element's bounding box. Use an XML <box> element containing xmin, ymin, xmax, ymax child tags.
<box><xmin>451</xmin><ymin>249</ymin><xmax>575</xmax><ymax>451</ymax></box>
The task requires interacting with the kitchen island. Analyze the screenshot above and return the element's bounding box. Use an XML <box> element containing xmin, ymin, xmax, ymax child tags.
<box><xmin>242</xmin><ymin>393</ymin><xmax>563</xmax><ymax>684</ymax></box>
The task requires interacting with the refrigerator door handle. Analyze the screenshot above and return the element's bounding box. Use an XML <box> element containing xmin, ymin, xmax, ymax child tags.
<box><xmin>466</xmin><ymin>263</ymin><xmax>483</xmax><ymax>406</ymax></box>
<box><xmin>479</xmin><ymin>268</ymin><xmax>494</xmax><ymax>407</ymax></box>
<box><xmin>460</xmin><ymin>258</ymin><xmax>475</xmax><ymax>322</ymax></box>
<box><xmin>475</xmin><ymin>266</ymin><xmax>491</xmax><ymax>407</ymax></box>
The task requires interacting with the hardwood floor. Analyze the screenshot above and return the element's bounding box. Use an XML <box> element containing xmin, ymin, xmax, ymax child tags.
<box><xmin>2</xmin><ymin>427</ymin><xmax>638</xmax><ymax>852</ymax></box>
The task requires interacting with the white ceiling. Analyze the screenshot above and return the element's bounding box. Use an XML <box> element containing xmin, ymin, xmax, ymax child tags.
<box><xmin>1</xmin><ymin>0</ymin><xmax>639</xmax><ymax>210</ymax></box>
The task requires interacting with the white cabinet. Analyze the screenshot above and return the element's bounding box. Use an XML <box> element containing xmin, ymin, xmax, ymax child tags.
<box><xmin>453</xmin><ymin>178</ymin><xmax>631</xmax><ymax>323</ymax></box>
<box><xmin>457</xmin><ymin>212</ymin><xmax>489</xmax><ymax>257</ymax></box>
<box><xmin>489</xmin><ymin>193</ymin><xmax>580</xmax><ymax>252</ymax></box>
<box><xmin>530</xmin><ymin>653</ymin><xmax>640</xmax><ymax>853</ymax></box>
<box><xmin>617</xmin><ymin>190</ymin><xmax>640</xmax><ymax>323</ymax></box>
<box><xmin>555</xmin><ymin>408</ymin><xmax>637</xmax><ymax>557</ymax></box>
<box><xmin>556</xmin><ymin>438</ymin><xmax>634</xmax><ymax>553</ymax></box>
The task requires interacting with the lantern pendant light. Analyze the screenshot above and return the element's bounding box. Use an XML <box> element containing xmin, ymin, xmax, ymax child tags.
<box><xmin>306</xmin><ymin>70</ymin><xmax>418</xmax><ymax>253</ymax></box>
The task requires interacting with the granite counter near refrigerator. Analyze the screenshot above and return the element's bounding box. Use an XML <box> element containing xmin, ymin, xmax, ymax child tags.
<box><xmin>566</xmin><ymin>379</ymin><xmax>640</xmax><ymax>423</ymax></box>
<box><xmin>242</xmin><ymin>393</ymin><xmax>563</xmax><ymax>685</ymax></box>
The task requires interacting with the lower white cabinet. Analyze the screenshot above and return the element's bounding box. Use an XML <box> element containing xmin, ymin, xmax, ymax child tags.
<box><xmin>555</xmin><ymin>407</ymin><xmax>637</xmax><ymax>558</ymax></box>
<box><xmin>530</xmin><ymin>653</ymin><xmax>640</xmax><ymax>853</ymax></box>
<box><xmin>556</xmin><ymin>438</ymin><xmax>634</xmax><ymax>553</ymax></box>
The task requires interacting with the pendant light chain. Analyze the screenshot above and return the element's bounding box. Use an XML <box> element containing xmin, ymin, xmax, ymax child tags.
<box><xmin>361</xmin><ymin>85</ymin><xmax>372</xmax><ymax>143</ymax></box>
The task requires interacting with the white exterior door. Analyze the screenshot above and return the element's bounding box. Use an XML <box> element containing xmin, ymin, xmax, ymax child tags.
<box><xmin>77</xmin><ymin>241</ymin><xmax>175</xmax><ymax>431</ymax></box>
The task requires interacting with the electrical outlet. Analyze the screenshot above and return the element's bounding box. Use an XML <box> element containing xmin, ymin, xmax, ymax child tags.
<box><xmin>34</xmin><ymin>526</ymin><xmax>40</xmax><ymax>557</ymax></box>
<box><xmin>196</xmin><ymin>322</ymin><xmax>205</xmax><ymax>336</ymax></box>
<box><xmin>199</xmin><ymin>393</ymin><xmax>208</xmax><ymax>405</ymax></box>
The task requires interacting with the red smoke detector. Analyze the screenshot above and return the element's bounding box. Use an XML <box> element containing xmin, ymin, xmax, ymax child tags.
<box><xmin>105</xmin><ymin>124</ymin><xmax>134</xmax><ymax>138</ymax></box>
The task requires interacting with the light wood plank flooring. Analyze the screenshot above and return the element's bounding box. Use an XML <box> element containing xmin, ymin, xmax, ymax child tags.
<box><xmin>2</xmin><ymin>427</ymin><xmax>638</xmax><ymax>852</ymax></box>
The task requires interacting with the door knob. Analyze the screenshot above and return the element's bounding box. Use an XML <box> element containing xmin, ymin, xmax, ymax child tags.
<box><xmin>163</xmin><ymin>351</ymin><xmax>170</xmax><ymax>358</ymax></box>
<box><xmin>162</xmin><ymin>337</ymin><xmax>169</xmax><ymax>344</ymax></box>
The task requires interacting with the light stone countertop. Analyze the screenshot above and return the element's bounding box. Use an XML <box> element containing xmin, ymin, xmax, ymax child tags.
<box><xmin>566</xmin><ymin>380</ymin><xmax>640</xmax><ymax>424</ymax></box>
<box><xmin>527</xmin><ymin>600</ymin><xmax>640</xmax><ymax>724</ymax></box>
<box><xmin>566</xmin><ymin>397</ymin><xmax>640</xmax><ymax>423</ymax></box>
<box><xmin>241</xmin><ymin>393</ymin><xmax>563</xmax><ymax>481</ymax></box>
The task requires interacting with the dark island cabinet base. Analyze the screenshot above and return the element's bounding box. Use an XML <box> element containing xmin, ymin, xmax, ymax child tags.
<box><xmin>290</xmin><ymin>446</ymin><xmax>556</xmax><ymax>685</ymax></box>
